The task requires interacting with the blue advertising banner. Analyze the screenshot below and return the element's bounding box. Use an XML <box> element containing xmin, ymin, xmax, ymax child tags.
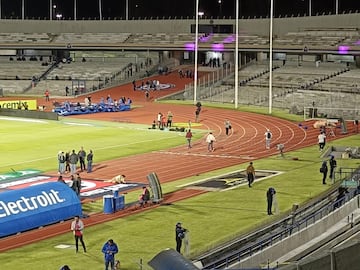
<box><xmin>0</xmin><ymin>182</ymin><xmax>82</xmax><ymax>237</ymax></box>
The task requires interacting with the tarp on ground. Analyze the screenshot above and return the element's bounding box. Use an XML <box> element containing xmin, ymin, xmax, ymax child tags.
<box><xmin>0</xmin><ymin>182</ymin><xmax>82</xmax><ymax>237</ymax></box>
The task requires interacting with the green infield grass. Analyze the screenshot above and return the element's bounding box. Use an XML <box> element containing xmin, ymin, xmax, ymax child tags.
<box><xmin>0</xmin><ymin>115</ymin><xmax>359</xmax><ymax>270</ymax></box>
<box><xmin>0</xmin><ymin>116</ymin><xmax>204</xmax><ymax>174</ymax></box>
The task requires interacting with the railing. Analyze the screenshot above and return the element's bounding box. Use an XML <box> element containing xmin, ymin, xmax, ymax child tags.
<box><xmin>202</xmin><ymin>168</ymin><xmax>360</xmax><ymax>269</ymax></box>
<box><xmin>2</xmin><ymin>10</ymin><xmax>359</xmax><ymax>21</ymax></box>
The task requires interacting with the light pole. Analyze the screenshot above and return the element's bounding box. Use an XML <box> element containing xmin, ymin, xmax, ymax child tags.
<box><xmin>218</xmin><ymin>0</ymin><xmax>222</xmax><ymax>18</ymax></box>
<box><xmin>335</xmin><ymin>0</ymin><xmax>339</xmax><ymax>15</ymax></box>
<box><xmin>22</xmin><ymin>0</ymin><xmax>25</xmax><ymax>20</ymax></box>
<box><xmin>49</xmin><ymin>0</ymin><xmax>53</xmax><ymax>20</ymax></box>
<box><xmin>98</xmin><ymin>0</ymin><xmax>102</xmax><ymax>20</ymax></box>
<box><xmin>194</xmin><ymin>0</ymin><xmax>200</xmax><ymax>104</ymax></box>
<box><xmin>125</xmin><ymin>0</ymin><xmax>129</xmax><ymax>20</ymax></box>
<box><xmin>74</xmin><ymin>0</ymin><xmax>77</xmax><ymax>20</ymax></box>
<box><xmin>234</xmin><ymin>0</ymin><xmax>239</xmax><ymax>108</ymax></box>
<box><xmin>268</xmin><ymin>0</ymin><xmax>274</xmax><ymax>114</ymax></box>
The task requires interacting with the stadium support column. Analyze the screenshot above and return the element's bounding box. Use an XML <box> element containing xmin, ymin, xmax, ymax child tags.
<box><xmin>355</xmin><ymin>56</ymin><xmax>360</xmax><ymax>68</ymax></box>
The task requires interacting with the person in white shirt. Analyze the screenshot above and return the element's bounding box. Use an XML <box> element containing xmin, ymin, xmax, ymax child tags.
<box><xmin>206</xmin><ymin>132</ymin><xmax>216</xmax><ymax>152</ymax></box>
<box><xmin>70</xmin><ymin>216</ymin><xmax>86</xmax><ymax>253</ymax></box>
<box><xmin>264</xmin><ymin>129</ymin><xmax>272</xmax><ymax>149</ymax></box>
<box><xmin>318</xmin><ymin>132</ymin><xmax>326</xmax><ymax>151</ymax></box>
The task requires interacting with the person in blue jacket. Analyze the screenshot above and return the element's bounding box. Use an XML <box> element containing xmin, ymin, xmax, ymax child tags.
<box><xmin>101</xmin><ymin>239</ymin><xmax>119</xmax><ymax>270</ymax></box>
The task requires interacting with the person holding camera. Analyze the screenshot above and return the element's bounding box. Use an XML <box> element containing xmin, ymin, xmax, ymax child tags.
<box><xmin>175</xmin><ymin>222</ymin><xmax>187</xmax><ymax>253</ymax></box>
<box><xmin>102</xmin><ymin>239</ymin><xmax>119</xmax><ymax>270</ymax></box>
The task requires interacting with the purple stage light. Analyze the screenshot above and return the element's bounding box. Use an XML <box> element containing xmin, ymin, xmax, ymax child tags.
<box><xmin>199</xmin><ymin>34</ymin><xmax>213</xmax><ymax>42</ymax></box>
<box><xmin>338</xmin><ymin>45</ymin><xmax>349</xmax><ymax>54</ymax></box>
<box><xmin>185</xmin><ymin>43</ymin><xmax>196</xmax><ymax>51</ymax></box>
<box><xmin>223</xmin><ymin>34</ymin><xmax>236</xmax><ymax>43</ymax></box>
<box><xmin>212</xmin><ymin>43</ymin><xmax>224</xmax><ymax>52</ymax></box>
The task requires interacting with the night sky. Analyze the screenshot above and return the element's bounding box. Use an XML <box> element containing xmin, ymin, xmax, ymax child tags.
<box><xmin>2</xmin><ymin>0</ymin><xmax>360</xmax><ymax>20</ymax></box>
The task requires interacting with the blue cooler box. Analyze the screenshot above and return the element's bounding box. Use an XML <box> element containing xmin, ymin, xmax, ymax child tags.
<box><xmin>103</xmin><ymin>195</ymin><xmax>114</xmax><ymax>214</ymax></box>
<box><xmin>114</xmin><ymin>195</ymin><xmax>125</xmax><ymax>211</ymax></box>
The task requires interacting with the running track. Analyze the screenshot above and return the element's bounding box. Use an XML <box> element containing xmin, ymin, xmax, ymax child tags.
<box><xmin>0</xmin><ymin>69</ymin><xmax>355</xmax><ymax>251</ymax></box>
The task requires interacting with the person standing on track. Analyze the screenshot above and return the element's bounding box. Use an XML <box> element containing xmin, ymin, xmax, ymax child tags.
<box><xmin>224</xmin><ymin>120</ymin><xmax>232</xmax><ymax>136</ymax></box>
<box><xmin>264</xmin><ymin>129</ymin><xmax>272</xmax><ymax>149</ymax></box>
<box><xmin>185</xmin><ymin>129</ymin><xmax>193</xmax><ymax>149</ymax></box>
<box><xmin>206</xmin><ymin>132</ymin><xmax>216</xmax><ymax>152</ymax></box>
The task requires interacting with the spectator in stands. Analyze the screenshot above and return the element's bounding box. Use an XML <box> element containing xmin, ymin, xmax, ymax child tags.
<box><xmin>139</xmin><ymin>186</ymin><xmax>150</xmax><ymax>207</ymax></box>
<box><xmin>87</xmin><ymin>150</ymin><xmax>93</xmax><ymax>173</ymax></box>
<box><xmin>71</xmin><ymin>215</ymin><xmax>86</xmax><ymax>253</ymax></box>
<box><xmin>246</xmin><ymin>162</ymin><xmax>255</xmax><ymax>188</ymax></box>
<box><xmin>102</xmin><ymin>239</ymin><xmax>119</xmax><ymax>270</ymax></box>
<box><xmin>175</xmin><ymin>222</ymin><xmax>187</xmax><ymax>253</ymax></box>
<box><xmin>65</xmin><ymin>86</ymin><xmax>69</xmax><ymax>96</ymax></box>
<box><xmin>44</xmin><ymin>89</ymin><xmax>50</xmax><ymax>101</ymax></box>
<box><xmin>320</xmin><ymin>161</ymin><xmax>328</xmax><ymax>185</ymax></box>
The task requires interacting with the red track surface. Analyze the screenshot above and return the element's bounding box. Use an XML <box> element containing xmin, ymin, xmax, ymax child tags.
<box><xmin>0</xmin><ymin>69</ymin><xmax>355</xmax><ymax>251</ymax></box>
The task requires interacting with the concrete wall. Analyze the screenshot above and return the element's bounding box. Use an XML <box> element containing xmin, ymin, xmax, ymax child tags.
<box><xmin>0</xmin><ymin>108</ymin><xmax>58</xmax><ymax>120</ymax></box>
<box><xmin>230</xmin><ymin>196</ymin><xmax>360</xmax><ymax>269</ymax></box>
<box><xmin>1</xmin><ymin>13</ymin><xmax>360</xmax><ymax>36</ymax></box>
